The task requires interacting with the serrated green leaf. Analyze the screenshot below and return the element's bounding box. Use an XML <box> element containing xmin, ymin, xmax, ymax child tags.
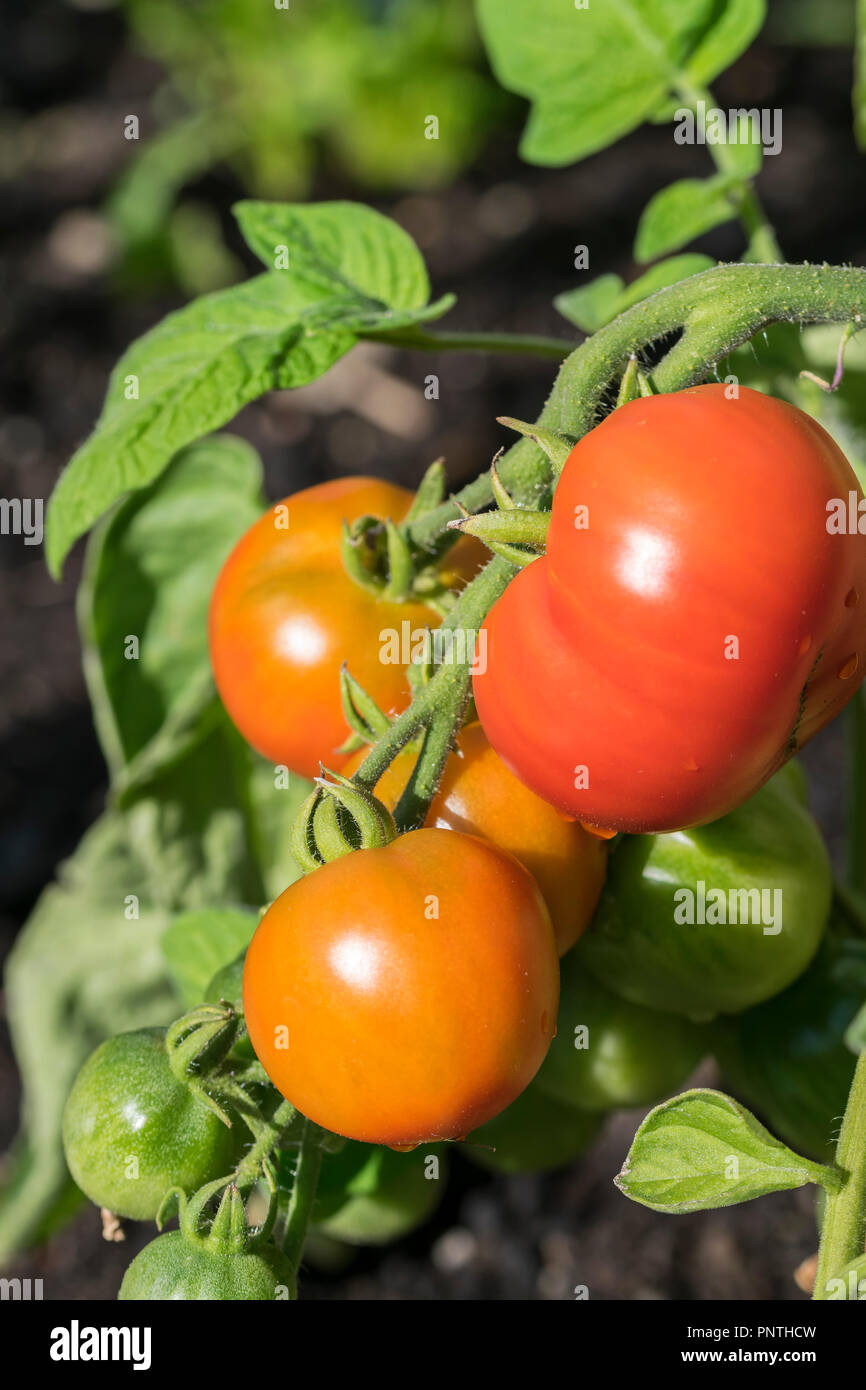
<box><xmin>45</xmin><ymin>272</ymin><xmax>353</xmax><ymax>576</ymax></box>
<box><xmin>475</xmin><ymin>0</ymin><xmax>766</xmax><ymax>167</ymax></box>
<box><xmin>635</xmin><ymin>174</ymin><xmax>739</xmax><ymax>262</ymax></box>
<box><xmin>161</xmin><ymin>906</ymin><xmax>258</xmax><ymax>1007</ymax></box>
<box><xmin>616</xmin><ymin>1088</ymin><xmax>838</xmax><ymax>1213</ymax></box>
<box><xmin>46</xmin><ymin>201</ymin><xmax>444</xmax><ymax>576</ymax></box>
<box><xmin>233</xmin><ymin>200</ymin><xmax>431</xmax><ymax>310</ymax></box>
<box><xmin>79</xmin><ymin>434</ymin><xmax>264</xmax><ymax>778</ymax></box>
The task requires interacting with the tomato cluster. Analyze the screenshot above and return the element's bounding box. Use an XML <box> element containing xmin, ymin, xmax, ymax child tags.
<box><xmin>63</xmin><ymin>383</ymin><xmax>863</xmax><ymax>1295</ymax></box>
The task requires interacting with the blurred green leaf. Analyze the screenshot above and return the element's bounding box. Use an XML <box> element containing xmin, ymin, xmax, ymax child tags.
<box><xmin>635</xmin><ymin>174</ymin><xmax>739</xmax><ymax>261</ymax></box>
<box><xmin>856</xmin><ymin>0</ymin><xmax>866</xmax><ymax>149</ymax></box>
<box><xmin>555</xmin><ymin>255</ymin><xmax>715</xmax><ymax>332</ymax></box>
<box><xmin>0</xmin><ymin>815</ymin><xmax>177</xmax><ymax>1261</ymax></box>
<box><xmin>554</xmin><ymin>274</ymin><xmax>624</xmax><ymax>333</ymax></box>
<box><xmin>475</xmin><ymin>0</ymin><xmax>766</xmax><ymax>166</ymax></box>
<box><xmin>79</xmin><ymin>434</ymin><xmax>264</xmax><ymax>777</ymax></box>
<box><xmin>161</xmin><ymin>906</ymin><xmax>258</xmax><ymax>1006</ymax></box>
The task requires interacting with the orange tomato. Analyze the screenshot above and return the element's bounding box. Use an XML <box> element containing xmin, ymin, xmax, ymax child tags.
<box><xmin>243</xmin><ymin>828</ymin><xmax>559</xmax><ymax>1146</ymax></box>
<box><xmin>209</xmin><ymin>477</ymin><xmax>481</xmax><ymax>779</ymax></box>
<box><xmin>344</xmin><ymin>723</ymin><xmax>608</xmax><ymax>955</ymax></box>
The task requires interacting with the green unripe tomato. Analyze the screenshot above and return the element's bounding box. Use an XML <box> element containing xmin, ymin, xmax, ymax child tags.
<box><xmin>309</xmin><ymin>1142</ymin><xmax>446</xmax><ymax>1246</ymax></box>
<box><xmin>465</xmin><ymin>1080</ymin><xmax>603</xmax><ymax>1173</ymax></box>
<box><xmin>579</xmin><ymin>770</ymin><xmax>832</xmax><ymax>1019</ymax></box>
<box><xmin>535</xmin><ymin>949</ymin><xmax>704</xmax><ymax>1111</ymax></box>
<box><xmin>714</xmin><ymin>934</ymin><xmax>866</xmax><ymax>1160</ymax></box>
<box><xmin>119</xmin><ymin>1231</ymin><xmax>295</xmax><ymax>1300</ymax></box>
<box><xmin>62</xmin><ymin>1028</ymin><xmax>239</xmax><ymax>1221</ymax></box>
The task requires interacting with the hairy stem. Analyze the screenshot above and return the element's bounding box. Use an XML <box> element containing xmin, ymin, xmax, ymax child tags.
<box><xmin>407</xmin><ymin>263</ymin><xmax>866</xmax><ymax>551</ymax></box>
<box><xmin>361</xmin><ymin>326</ymin><xmax>576</xmax><ymax>359</ymax></box>
<box><xmin>848</xmin><ymin>687</ymin><xmax>866</xmax><ymax>898</ymax></box>
<box><xmin>814</xmin><ymin>1051</ymin><xmax>866</xmax><ymax>1298</ymax></box>
<box><xmin>281</xmin><ymin>1118</ymin><xmax>325</xmax><ymax>1275</ymax></box>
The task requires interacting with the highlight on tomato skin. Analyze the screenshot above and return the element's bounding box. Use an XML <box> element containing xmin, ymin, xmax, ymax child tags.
<box><xmin>343</xmin><ymin>721</ymin><xmax>608</xmax><ymax>956</ymax></box>
<box><xmin>473</xmin><ymin>384</ymin><xmax>866</xmax><ymax>835</ymax></box>
<box><xmin>208</xmin><ymin>476</ymin><xmax>482</xmax><ymax>780</ymax></box>
<box><xmin>242</xmin><ymin>827</ymin><xmax>560</xmax><ymax>1148</ymax></box>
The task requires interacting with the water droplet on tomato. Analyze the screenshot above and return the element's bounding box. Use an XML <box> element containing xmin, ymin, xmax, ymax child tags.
<box><xmin>684</xmin><ymin>756</ymin><xmax>699</xmax><ymax>772</ymax></box>
<box><xmin>540</xmin><ymin>1011</ymin><xmax>549</xmax><ymax>1035</ymax></box>
<box><xmin>797</xmin><ymin>634</ymin><xmax>812</xmax><ymax>656</ymax></box>
<box><xmin>845</xmin><ymin>588</ymin><xmax>859</xmax><ymax>608</ymax></box>
<box><xmin>839</xmin><ymin>654</ymin><xmax>859</xmax><ymax>680</ymax></box>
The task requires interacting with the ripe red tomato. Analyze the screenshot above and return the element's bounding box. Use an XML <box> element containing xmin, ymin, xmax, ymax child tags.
<box><xmin>242</xmin><ymin>828</ymin><xmax>559</xmax><ymax>1146</ymax></box>
<box><xmin>474</xmin><ymin>385</ymin><xmax>866</xmax><ymax>832</ymax></box>
<box><xmin>344</xmin><ymin>722</ymin><xmax>607</xmax><ymax>955</ymax></box>
<box><xmin>209</xmin><ymin>477</ymin><xmax>480</xmax><ymax>779</ymax></box>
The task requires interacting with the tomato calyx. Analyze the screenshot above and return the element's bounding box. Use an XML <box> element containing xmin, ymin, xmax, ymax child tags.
<box><xmin>161</xmin><ymin>1156</ymin><xmax>280</xmax><ymax>1260</ymax></box>
<box><xmin>291</xmin><ymin>768</ymin><xmax>397</xmax><ymax>873</ymax></box>
<box><xmin>165</xmin><ymin>1004</ymin><xmax>243</xmax><ymax>1126</ymax></box>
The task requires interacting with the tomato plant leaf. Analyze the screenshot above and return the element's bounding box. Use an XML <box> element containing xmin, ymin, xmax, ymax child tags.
<box><xmin>46</xmin><ymin>201</ymin><xmax>447</xmax><ymax>577</ymax></box>
<box><xmin>79</xmin><ymin>434</ymin><xmax>264</xmax><ymax>777</ymax></box>
<box><xmin>475</xmin><ymin>0</ymin><xmax>766</xmax><ymax>166</ymax></box>
<box><xmin>555</xmin><ymin>275</ymin><xmax>624</xmax><ymax>333</ymax></box>
<box><xmin>616</xmin><ymin>1089</ymin><xmax>839</xmax><ymax>1213</ymax></box>
<box><xmin>233</xmin><ymin>200</ymin><xmax>432</xmax><ymax>313</ymax></box>
<box><xmin>0</xmin><ymin>815</ymin><xmax>177</xmax><ymax>1260</ymax></box>
<box><xmin>634</xmin><ymin>175</ymin><xmax>740</xmax><ymax>262</ymax></box>
<box><xmin>161</xmin><ymin>907</ymin><xmax>258</xmax><ymax>1007</ymax></box>
<box><xmin>846</xmin><ymin>1001</ymin><xmax>866</xmax><ymax>1054</ymax></box>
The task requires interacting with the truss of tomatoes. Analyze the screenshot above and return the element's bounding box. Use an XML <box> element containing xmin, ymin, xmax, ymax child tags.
<box><xmin>213</xmin><ymin>385</ymin><xmax>862</xmax><ymax>1153</ymax></box>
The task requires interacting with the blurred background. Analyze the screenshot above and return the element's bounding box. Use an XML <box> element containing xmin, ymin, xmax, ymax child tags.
<box><xmin>0</xmin><ymin>0</ymin><xmax>864</xmax><ymax>1299</ymax></box>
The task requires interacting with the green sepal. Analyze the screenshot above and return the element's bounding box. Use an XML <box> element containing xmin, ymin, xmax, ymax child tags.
<box><xmin>446</xmin><ymin>508</ymin><xmax>549</xmax><ymax>555</ymax></box>
<box><xmin>404</xmin><ymin>458</ymin><xmax>446</xmax><ymax>522</ymax></box>
<box><xmin>496</xmin><ymin>417</ymin><xmax>574</xmax><ymax>474</ymax></box>
<box><xmin>383</xmin><ymin>519</ymin><xmax>413</xmax><ymax>602</ymax></box>
<box><xmin>338</xmin><ymin>665</ymin><xmax>391</xmax><ymax>748</ymax></box>
<box><xmin>290</xmin><ymin>772</ymin><xmax>397</xmax><ymax>873</ymax></box>
<box><xmin>165</xmin><ymin>1003</ymin><xmax>240</xmax><ymax>1095</ymax></box>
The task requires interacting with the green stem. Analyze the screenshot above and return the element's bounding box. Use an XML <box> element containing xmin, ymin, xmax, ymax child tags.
<box><xmin>814</xmin><ymin>1051</ymin><xmax>866</xmax><ymax>1298</ymax></box>
<box><xmin>848</xmin><ymin>687</ymin><xmax>866</xmax><ymax>897</ymax></box>
<box><xmin>361</xmin><ymin>325</ymin><xmax>576</xmax><ymax>359</ymax></box>
<box><xmin>352</xmin><ymin>556</ymin><xmax>515</xmax><ymax>827</ymax></box>
<box><xmin>233</xmin><ymin>1098</ymin><xmax>297</xmax><ymax>1192</ymax></box>
<box><xmin>407</xmin><ymin>263</ymin><xmax>866</xmax><ymax>552</ymax></box>
<box><xmin>281</xmin><ymin>1119</ymin><xmax>324</xmax><ymax>1274</ymax></box>
<box><xmin>674</xmin><ymin>79</ymin><xmax>784</xmax><ymax>263</ymax></box>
